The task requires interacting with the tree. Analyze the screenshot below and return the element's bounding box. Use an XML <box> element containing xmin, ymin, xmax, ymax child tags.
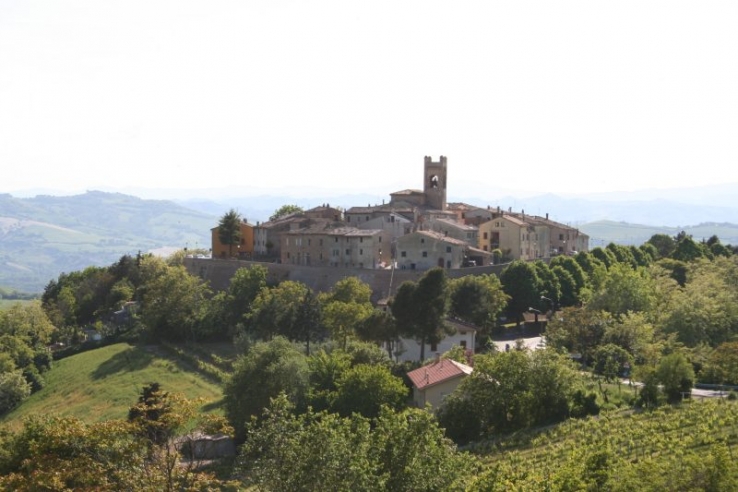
<box><xmin>500</xmin><ymin>260</ymin><xmax>541</xmax><ymax>326</ymax></box>
<box><xmin>588</xmin><ymin>263</ymin><xmax>656</xmax><ymax>317</ymax></box>
<box><xmin>0</xmin><ymin>370</ymin><xmax>31</xmax><ymax>414</ymax></box>
<box><xmin>700</xmin><ymin>341</ymin><xmax>738</xmax><ymax>386</ymax></box>
<box><xmin>247</xmin><ymin>280</ymin><xmax>311</xmax><ymax>341</ymax></box>
<box><xmin>438</xmin><ymin>349</ymin><xmax>582</xmax><ymax>440</ymax></box>
<box><xmin>391</xmin><ymin>268</ymin><xmax>451</xmax><ymax>362</ymax></box>
<box><xmin>355</xmin><ymin>309</ymin><xmax>400</xmax><ymax>359</ymax></box>
<box><xmin>270</xmin><ymin>204</ymin><xmax>304</xmax><ymax>222</ymax></box>
<box><xmin>319</xmin><ymin>280</ymin><xmax>374</xmax><ymax>350</ymax></box>
<box><xmin>545</xmin><ymin>307</ymin><xmax>613</xmax><ymax>365</ymax></box>
<box><xmin>238</xmin><ymin>394</ymin><xmax>473</xmax><ymax>492</ymax></box>
<box><xmin>239</xmin><ymin>394</ymin><xmax>378</xmax><ymax>492</ymax></box>
<box><xmin>672</xmin><ymin>235</ymin><xmax>710</xmax><ymax>262</ymax></box>
<box><xmin>448</xmin><ymin>274</ymin><xmax>508</xmax><ymax>331</ymax></box>
<box><xmin>372</xmin><ymin>406</ymin><xmax>475</xmax><ymax>491</ymax></box>
<box><xmin>223</xmin><ymin>337</ymin><xmax>309</xmax><ymax>442</ymax></box>
<box><xmin>656</xmin><ymin>352</ymin><xmax>695</xmax><ymax>403</ymax></box>
<box><xmin>139</xmin><ymin>262</ymin><xmax>212</xmax><ymax>342</ymax></box>
<box><xmin>218</xmin><ymin>208</ymin><xmax>242</xmax><ymax>258</ymax></box>
<box><xmin>593</xmin><ymin>343</ymin><xmax>633</xmax><ymax>382</ymax></box>
<box><xmin>127</xmin><ymin>382</ymin><xmax>190</xmax><ymax>448</ymax></box>
<box><xmin>293</xmin><ymin>290</ymin><xmax>324</xmax><ymax>354</ymax></box>
<box><xmin>331</xmin><ymin>364</ymin><xmax>407</xmax><ymax>419</ymax></box>
<box><xmin>647</xmin><ymin>234</ymin><xmax>676</xmax><ymax>259</ymax></box>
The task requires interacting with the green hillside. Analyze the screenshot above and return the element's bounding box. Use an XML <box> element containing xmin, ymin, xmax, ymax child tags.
<box><xmin>0</xmin><ymin>191</ymin><xmax>216</xmax><ymax>293</ymax></box>
<box><xmin>0</xmin><ymin>343</ymin><xmax>226</xmax><ymax>431</ymax></box>
<box><xmin>471</xmin><ymin>398</ymin><xmax>738</xmax><ymax>489</ymax></box>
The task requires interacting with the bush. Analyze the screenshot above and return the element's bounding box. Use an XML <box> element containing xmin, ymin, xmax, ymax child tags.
<box><xmin>0</xmin><ymin>371</ymin><xmax>31</xmax><ymax>414</ymax></box>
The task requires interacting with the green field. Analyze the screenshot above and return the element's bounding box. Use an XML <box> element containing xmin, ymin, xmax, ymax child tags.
<box><xmin>0</xmin><ymin>342</ymin><xmax>229</xmax><ymax>431</ymax></box>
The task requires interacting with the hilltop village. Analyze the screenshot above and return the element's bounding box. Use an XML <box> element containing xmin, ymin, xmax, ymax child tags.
<box><xmin>210</xmin><ymin>156</ymin><xmax>590</xmax><ymax>270</ymax></box>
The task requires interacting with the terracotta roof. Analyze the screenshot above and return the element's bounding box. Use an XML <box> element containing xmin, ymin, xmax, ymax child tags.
<box><xmin>407</xmin><ymin>359</ymin><xmax>473</xmax><ymax>390</ymax></box>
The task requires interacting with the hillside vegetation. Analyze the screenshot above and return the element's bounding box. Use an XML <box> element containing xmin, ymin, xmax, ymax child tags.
<box><xmin>0</xmin><ymin>342</ymin><xmax>225</xmax><ymax>430</ymax></box>
<box><xmin>0</xmin><ymin>191</ymin><xmax>214</xmax><ymax>293</ymax></box>
<box><xmin>470</xmin><ymin>399</ymin><xmax>738</xmax><ymax>490</ymax></box>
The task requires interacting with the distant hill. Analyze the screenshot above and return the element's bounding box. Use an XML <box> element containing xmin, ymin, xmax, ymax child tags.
<box><xmin>0</xmin><ymin>191</ymin><xmax>215</xmax><ymax>293</ymax></box>
<box><xmin>578</xmin><ymin>220</ymin><xmax>738</xmax><ymax>248</ymax></box>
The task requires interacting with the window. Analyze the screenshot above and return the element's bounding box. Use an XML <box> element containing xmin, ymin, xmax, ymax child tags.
<box><xmin>308</xmin><ymin>239</ymin><xmax>311</xmax><ymax>246</ymax></box>
<box><xmin>460</xmin><ymin>340</ymin><xmax>467</xmax><ymax>349</ymax></box>
<box><xmin>483</xmin><ymin>232</ymin><xmax>488</xmax><ymax>239</ymax></box>
<box><xmin>421</xmin><ymin>238</ymin><xmax>425</xmax><ymax>243</ymax></box>
<box><xmin>347</xmin><ymin>216</ymin><xmax>351</xmax><ymax>222</ymax></box>
<box><xmin>446</xmin><ymin>246</ymin><xmax>451</xmax><ymax>253</ymax></box>
<box><xmin>401</xmin><ymin>251</ymin><xmax>407</xmax><ymax>257</ymax></box>
<box><xmin>422</xmin><ymin>251</ymin><xmax>428</xmax><ymax>257</ymax></box>
<box><xmin>320</xmin><ymin>239</ymin><xmax>323</xmax><ymax>246</ymax></box>
<box><xmin>360</xmin><ymin>237</ymin><xmax>363</xmax><ymax>243</ymax></box>
<box><xmin>446</xmin><ymin>260</ymin><xmax>451</xmax><ymax>268</ymax></box>
<box><xmin>360</xmin><ymin>249</ymin><xmax>363</xmax><ymax>255</ymax></box>
<box><xmin>335</xmin><ymin>237</ymin><xmax>338</xmax><ymax>243</ymax></box>
<box><xmin>345</xmin><ymin>249</ymin><xmax>350</xmax><ymax>255</ymax></box>
<box><xmin>430</xmin><ymin>341</ymin><xmax>438</xmax><ymax>352</ymax></box>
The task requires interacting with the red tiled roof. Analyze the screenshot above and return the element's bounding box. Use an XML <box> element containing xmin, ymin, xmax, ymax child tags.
<box><xmin>407</xmin><ymin>359</ymin><xmax>473</xmax><ymax>390</ymax></box>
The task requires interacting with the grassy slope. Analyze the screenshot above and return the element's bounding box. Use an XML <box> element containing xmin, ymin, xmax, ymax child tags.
<box><xmin>0</xmin><ymin>343</ymin><xmax>225</xmax><ymax>431</ymax></box>
<box><xmin>580</xmin><ymin>220</ymin><xmax>738</xmax><ymax>247</ymax></box>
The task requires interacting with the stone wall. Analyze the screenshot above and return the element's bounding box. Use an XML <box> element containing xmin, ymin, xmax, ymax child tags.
<box><xmin>184</xmin><ymin>258</ymin><xmax>508</xmax><ymax>301</ymax></box>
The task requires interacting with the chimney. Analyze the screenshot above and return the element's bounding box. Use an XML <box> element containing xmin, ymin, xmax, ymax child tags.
<box><xmin>546</xmin><ymin>213</ymin><xmax>549</xmax><ymax>220</ymax></box>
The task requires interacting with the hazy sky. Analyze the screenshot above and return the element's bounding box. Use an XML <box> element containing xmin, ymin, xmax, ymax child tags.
<box><xmin>2</xmin><ymin>1</ymin><xmax>737</xmax><ymax>199</ymax></box>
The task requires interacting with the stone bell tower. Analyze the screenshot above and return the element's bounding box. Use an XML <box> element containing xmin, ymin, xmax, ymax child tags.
<box><xmin>423</xmin><ymin>155</ymin><xmax>447</xmax><ymax>210</ymax></box>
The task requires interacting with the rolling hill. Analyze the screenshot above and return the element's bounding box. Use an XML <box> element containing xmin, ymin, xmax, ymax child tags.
<box><xmin>0</xmin><ymin>192</ymin><xmax>216</xmax><ymax>293</ymax></box>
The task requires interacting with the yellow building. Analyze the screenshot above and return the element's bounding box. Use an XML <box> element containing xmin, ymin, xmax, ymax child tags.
<box><xmin>211</xmin><ymin>221</ymin><xmax>255</xmax><ymax>259</ymax></box>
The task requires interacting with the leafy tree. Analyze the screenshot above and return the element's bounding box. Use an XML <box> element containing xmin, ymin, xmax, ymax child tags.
<box><xmin>549</xmin><ymin>255</ymin><xmax>587</xmax><ymax>295</ymax></box>
<box><xmin>269</xmin><ymin>204</ymin><xmax>304</xmax><ymax>222</ymax></box>
<box><xmin>551</xmin><ymin>265</ymin><xmax>579</xmax><ymax>307</ymax></box>
<box><xmin>239</xmin><ymin>394</ymin><xmax>378</xmax><ymax>492</ymax></box>
<box><xmin>307</xmin><ymin>349</ymin><xmax>352</xmax><ymax>412</ymax></box>
<box><xmin>0</xmin><ymin>370</ymin><xmax>31</xmax><ymax>414</ymax></box>
<box><xmin>321</xmin><ymin>296</ymin><xmax>373</xmax><ymax>349</ymax></box>
<box><xmin>590</xmin><ymin>246</ymin><xmax>616</xmax><ymax>269</ymax></box>
<box><xmin>391</xmin><ymin>268</ymin><xmax>451</xmax><ymax>362</ymax></box>
<box><xmin>331</xmin><ymin>364</ymin><xmax>407</xmax><ymax>419</ymax></box>
<box><xmin>0</xmin><ymin>303</ymin><xmax>56</xmax><ymax>347</ymax></box>
<box><xmin>439</xmin><ymin>349</ymin><xmax>582</xmax><ymax>440</ymax></box>
<box><xmin>372</xmin><ymin>406</ymin><xmax>475</xmax><ymax>491</ymax></box>
<box><xmin>224</xmin><ymin>336</ymin><xmax>309</xmax><ymax>442</ymax></box>
<box><xmin>217</xmin><ymin>208</ymin><xmax>243</xmax><ymax>258</ymax></box>
<box><xmin>248</xmin><ymin>280</ymin><xmax>311</xmax><ymax>341</ymax></box>
<box><xmin>139</xmin><ymin>262</ymin><xmax>212</xmax><ymax>342</ymax></box>
<box><xmin>700</xmin><ymin>341</ymin><xmax>738</xmax><ymax>386</ymax></box>
<box><xmin>672</xmin><ymin>235</ymin><xmax>710</xmax><ymax>262</ymax></box>
<box><xmin>656</xmin><ymin>352</ymin><xmax>694</xmax><ymax>403</ymax></box>
<box><xmin>545</xmin><ymin>307</ymin><xmax>613</xmax><ymax>365</ymax></box>
<box><xmin>500</xmin><ymin>260</ymin><xmax>541</xmax><ymax>326</ymax></box>
<box><xmin>593</xmin><ymin>343</ymin><xmax>633</xmax><ymax>382</ymax></box>
<box><xmin>293</xmin><ymin>289</ymin><xmax>324</xmax><ymax>354</ymax></box>
<box><xmin>588</xmin><ymin>263</ymin><xmax>656</xmax><ymax>317</ymax></box>
<box><xmin>355</xmin><ymin>309</ymin><xmax>400</xmax><ymax>359</ymax></box>
<box><xmin>603</xmin><ymin>310</ymin><xmax>655</xmax><ymax>365</ymax></box>
<box><xmin>647</xmin><ymin>233</ymin><xmax>676</xmax><ymax>259</ymax></box>
<box><xmin>534</xmin><ymin>260</ymin><xmax>561</xmax><ymax>308</ymax></box>
<box><xmin>449</xmin><ymin>274</ymin><xmax>509</xmax><ymax>331</ymax></box>
<box><xmin>239</xmin><ymin>394</ymin><xmax>473</xmax><ymax>492</ymax></box>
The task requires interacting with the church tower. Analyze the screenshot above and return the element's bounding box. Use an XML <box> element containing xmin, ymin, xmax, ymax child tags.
<box><xmin>423</xmin><ymin>155</ymin><xmax>447</xmax><ymax>210</ymax></box>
